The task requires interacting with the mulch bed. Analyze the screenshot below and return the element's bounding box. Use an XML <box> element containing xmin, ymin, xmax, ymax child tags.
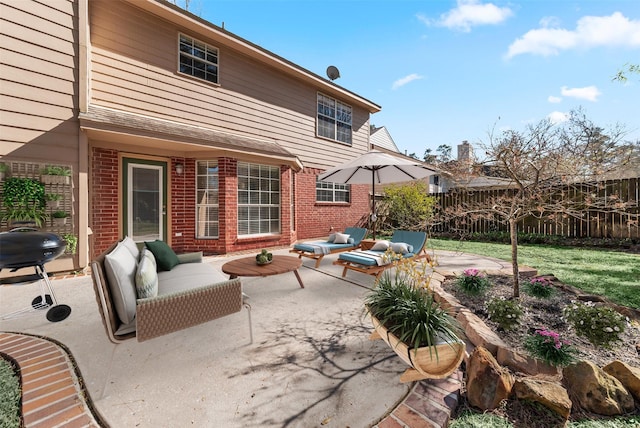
<box><xmin>440</xmin><ymin>275</ymin><xmax>640</xmax><ymax>368</ymax></box>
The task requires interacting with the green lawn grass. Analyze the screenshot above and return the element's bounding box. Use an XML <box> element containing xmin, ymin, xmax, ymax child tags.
<box><xmin>429</xmin><ymin>238</ymin><xmax>640</xmax><ymax>309</ymax></box>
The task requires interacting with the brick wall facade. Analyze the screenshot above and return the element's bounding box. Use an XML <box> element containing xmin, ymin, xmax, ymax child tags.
<box><xmin>294</xmin><ymin>167</ymin><xmax>370</xmax><ymax>239</ymax></box>
<box><xmin>90</xmin><ymin>149</ymin><xmax>363</xmax><ymax>258</ymax></box>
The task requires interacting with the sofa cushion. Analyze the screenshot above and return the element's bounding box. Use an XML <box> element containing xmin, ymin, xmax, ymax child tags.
<box><xmin>157</xmin><ymin>262</ymin><xmax>228</xmax><ymax>295</ymax></box>
<box><xmin>135</xmin><ymin>252</ymin><xmax>158</xmax><ymax>299</ymax></box>
<box><xmin>145</xmin><ymin>240</ymin><xmax>180</xmax><ymax>271</ymax></box>
<box><xmin>122</xmin><ymin>235</ymin><xmax>140</xmax><ymax>260</ymax></box>
<box><xmin>104</xmin><ymin>241</ymin><xmax>138</xmax><ymax>324</ymax></box>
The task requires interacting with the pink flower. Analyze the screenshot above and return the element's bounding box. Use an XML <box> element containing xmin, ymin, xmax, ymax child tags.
<box><xmin>463</xmin><ymin>268</ymin><xmax>483</xmax><ymax>277</ymax></box>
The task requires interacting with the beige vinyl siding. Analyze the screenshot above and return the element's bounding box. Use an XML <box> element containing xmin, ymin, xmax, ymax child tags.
<box><xmin>0</xmin><ymin>0</ymin><xmax>78</xmax><ymax>161</ymax></box>
<box><xmin>89</xmin><ymin>0</ymin><xmax>369</xmax><ymax>169</ymax></box>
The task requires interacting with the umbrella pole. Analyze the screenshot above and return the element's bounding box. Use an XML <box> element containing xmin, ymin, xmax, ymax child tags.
<box><xmin>371</xmin><ymin>171</ymin><xmax>376</xmax><ymax>240</ymax></box>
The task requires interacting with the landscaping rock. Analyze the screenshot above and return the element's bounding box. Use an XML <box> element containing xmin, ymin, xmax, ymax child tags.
<box><xmin>497</xmin><ymin>346</ymin><xmax>539</xmax><ymax>375</ymax></box>
<box><xmin>513</xmin><ymin>378</ymin><xmax>572</xmax><ymax>419</ymax></box>
<box><xmin>603</xmin><ymin>360</ymin><xmax>640</xmax><ymax>402</ymax></box>
<box><xmin>457</xmin><ymin>309</ymin><xmax>508</xmax><ymax>356</ymax></box>
<box><xmin>563</xmin><ymin>360</ymin><xmax>635</xmax><ymax>416</ymax></box>
<box><xmin>466</xmin><ymin>346</ymin><xmax>514</xmax><ymax>410</ymax></box>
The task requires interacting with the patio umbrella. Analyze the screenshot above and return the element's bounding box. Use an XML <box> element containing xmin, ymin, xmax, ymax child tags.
<box><xmin>318</xmin><ymin>150</ymin><xmax>435</xmax><ymax>239</ymax></box>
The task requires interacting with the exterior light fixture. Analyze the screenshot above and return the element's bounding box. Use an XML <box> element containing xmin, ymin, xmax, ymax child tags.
<box><xmin>175</xmin><ymin>163</ymin><xmax>184</xmax><ymax>175</ymax></box>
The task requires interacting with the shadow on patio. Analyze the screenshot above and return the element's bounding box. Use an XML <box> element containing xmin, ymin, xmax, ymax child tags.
<box><xmin>0</xmin><ymin>248</ymin><xmax>512</xmax><ymax>427</ymax></box>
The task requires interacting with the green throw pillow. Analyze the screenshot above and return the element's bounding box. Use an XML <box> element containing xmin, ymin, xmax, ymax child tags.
<box><xmin>144</xmin><ymin>240</ymin><xmax>180</xmax><ymax>271</ymax></box>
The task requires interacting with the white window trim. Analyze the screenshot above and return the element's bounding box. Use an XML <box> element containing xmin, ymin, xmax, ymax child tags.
<box><xmin>195</xmin><ymin>160</ymin><xmax>219</xmax><ymax>239</ymax></box>
<box><xmin>316</xmin><ymin>180</ymin><xmax>350</xmax><ymax>203</ymax></box>
<box><xmin>317</xmin><ymin>92</ymin><xmax>352</xmax><ymax>145</ymax></box>
<box><xmin>237</xmin><ymin>162</ymin><xmax>281</xmax><ymax>237</ymax></box>
<box><xmin>178</xmin><ymin>33</ymin><xmax>219</xmax><ymax>85</ymax></box>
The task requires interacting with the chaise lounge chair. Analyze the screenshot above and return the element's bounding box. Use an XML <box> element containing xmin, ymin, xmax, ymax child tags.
<box><xmin>289</xmin><ymin>227</ymin><xmax>368</xmax><ymax>268</ymax></box>
<box><xmin>333</xmin><ymin>230</ymin><xmax>429</xmax><ymax>279</ymax></box>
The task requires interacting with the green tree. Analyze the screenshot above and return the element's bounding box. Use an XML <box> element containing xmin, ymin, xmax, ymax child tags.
<box><xmin>381</xmin><ymin>181</ymin><xmax>436</xmax><ymax>232</ymax></box>
<box><xmin>613</xmin><ymin>63</ymin><xmax>640</xmax><ymax>83</ymax></box>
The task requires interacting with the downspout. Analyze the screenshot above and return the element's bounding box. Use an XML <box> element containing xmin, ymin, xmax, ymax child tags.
<box><xmin>77</xmin><ymin>0</ymin><xmax>91</xmax><ymax>267</ymax></box>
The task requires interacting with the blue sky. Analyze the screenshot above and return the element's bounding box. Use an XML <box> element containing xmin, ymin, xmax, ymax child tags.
<box><xmin>178</xmin><ymin>0</ymin><xmax>640</xmax><ymax>159</ymax></box>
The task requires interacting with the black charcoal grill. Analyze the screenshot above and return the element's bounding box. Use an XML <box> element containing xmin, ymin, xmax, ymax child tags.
<box><xmin>0</xmin><ymin>228</ymin><xmax>71</xmax><ymax>322</ymax></box>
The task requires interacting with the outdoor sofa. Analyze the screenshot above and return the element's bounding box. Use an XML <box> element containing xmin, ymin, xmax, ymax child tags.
<box><xmin>333</xmin><ymin>230</ymin><xmax>429</xmax><ymax>279</ymax></box>
<box><xmin>91</xmin><ymin>237</ymin><xmax>251</xmax><ymax>343</ymax></box>
<box><xmin>289</xmin><ymin>226</ymin><xmax>367</xmax><ymax>267</ymax></box>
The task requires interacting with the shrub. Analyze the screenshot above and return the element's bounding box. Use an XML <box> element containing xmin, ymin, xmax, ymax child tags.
<box><xmin>456</xmin><ymin>268</ymin><xmax>492</xmax><ymax>296</ymax></box>
<box><xmin>523</xmin><ymin>277</ymin><xmax>555</xmax><ymax>298</ymax></box>
<box><xmin>563</xmin><ymin>301</ymin><xmax>627</xmax><ymax>348</ymax></box>
<box><xmin>524</xmin><ymin>329</ymin><xmax>577</xmax><ymax>367</ymax></box>
<box><xmin>486</xmin><ymin>297</ymin><xmax>523</xmax><ymax>331</ymax></box>
<box><xmin>0</xmin><ymin>358</ymin><xmax>21</xmax><ymax>428</ymax></box>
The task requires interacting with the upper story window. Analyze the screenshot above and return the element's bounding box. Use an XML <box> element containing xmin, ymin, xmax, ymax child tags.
<box><xmin>317</xmin><ymin>93</ymin><xmax>352</xmax><ymax>145</ymax></box>
<box><xmin>179</xmin><ymin>34</ymin><xmax>219</xmax><ymax>84</ymax></box>
<box><xmin>316</xmin><ymin>180</ymin><xmax>350</xmax><ymax>203</ymax></box>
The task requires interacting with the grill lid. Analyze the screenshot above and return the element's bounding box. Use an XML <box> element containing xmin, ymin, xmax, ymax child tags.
<box><xmin>0</xmin><ymin>230</ymin><xmax>66</xmax><ymax>269</ymax></box>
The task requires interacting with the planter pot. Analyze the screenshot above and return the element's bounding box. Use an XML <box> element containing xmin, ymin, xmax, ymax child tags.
<box><xmin>41</xmin><ymin>175</ymin><xmax>70</xmax><ymax>185</ymax></box>
<box><xmin>53</xmin><ymin>217</ymin><xmax>67</xmax><ymax>226</ymax></box>
<box><xmin>47</xmin><ymin>200</ymin><xmax>61</xmax><ymax>209</ymax></box>
<box><xmin>369</xmin><ymin>312</ymin><xmax>465</xmax><ymax>383</ymax></box>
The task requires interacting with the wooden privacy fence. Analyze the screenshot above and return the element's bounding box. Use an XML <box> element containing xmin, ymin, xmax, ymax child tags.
<box><xmin>431</xmin><ymin>177</ymin><xmax>640</xmax><ymax>239</ymax></box>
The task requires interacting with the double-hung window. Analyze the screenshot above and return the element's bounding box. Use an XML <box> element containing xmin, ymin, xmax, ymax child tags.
<box><xmin>317</xmin><ymin>93</ymin><xmax>352</xmax><ymax>145</ymax></box>
<box><xmin>237</xmin><ymin>162</ymin><xmax>280</xmax><ymax>236</ymax></box>
<box><xmin>179</xmin><ymin>34</ymin><xmax>219</xmax><ymax>84</ymax></box>
<box><xmin>196</xmin><ymin>161</ymin><xmax>219</xmax><ymax>238</ymax></box>
<box><xmin>316</xmin><ymin>180</ymin><xmax>350</xmax><ymax>203</ymax></box>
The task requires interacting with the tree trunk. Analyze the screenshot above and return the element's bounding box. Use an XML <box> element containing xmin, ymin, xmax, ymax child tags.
<box><xmin>509</xmin><ymin>217</ymin><xmax>520</xmax><ymax>297</ymax></box>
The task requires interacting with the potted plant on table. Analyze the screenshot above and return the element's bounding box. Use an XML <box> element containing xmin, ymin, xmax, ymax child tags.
<box><xmin>364</xmin><ymin>258</ymin><xmax>465</xmax><ymax>383</ymax></box>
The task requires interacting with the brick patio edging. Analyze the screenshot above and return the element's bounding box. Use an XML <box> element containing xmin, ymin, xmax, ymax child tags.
<box><xmin>0</xmin><ymin>332</ymin><xmax>105</xmax><ymax>428</ymax></box>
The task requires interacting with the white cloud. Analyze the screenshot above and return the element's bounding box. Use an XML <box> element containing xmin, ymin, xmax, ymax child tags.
<box><xmin>548</xmin><ymin>95</ymin><xmax>562</xmax><ymax>103</ymax></box>
<box><xmin>548</xmin><ymin>111</ymin><xmax>570</xmax><ymax>124</ymax></box>
<box><xmin>421</xmin><ymin>0</ymin><xmax>513</xmax><ymax>32</ymax></box>
<box><xmin>560</xmin><ymin>85</ymin><xmax>601</xmax><ymax>102</ymax></box>
<box><xmin>506</xmin><ymin>12</ymin><xmax>640</xmax><ymax>59</ymax></box>
<box><xmin>392</xmin><ymin>73</ymin><xmax>424</xmax><ymax>90</ymax></box>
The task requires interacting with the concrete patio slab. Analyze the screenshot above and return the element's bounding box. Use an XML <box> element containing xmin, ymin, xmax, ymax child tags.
<box><xmin>0</xmin><ymin>248</ymin><xmax>514</xmax><ymax>427</ymax></box>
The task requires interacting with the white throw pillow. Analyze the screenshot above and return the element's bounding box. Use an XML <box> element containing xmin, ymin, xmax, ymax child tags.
<box><xmin>104</xmin><ymin>242</ymin><xmax>138</xmax><ymax>324</ymax></box>
<box><xmin>327</xmin><ymin>233</ymin><xmax>337</xmax><ymax>243</ymax></box>
<box><xmin>334</xmin><ymin>233</ymin><xmax>350</xmax><ymax>244</ymax></box>
<box><xmin>390</xmin><ymin>242</ymin><xmax>411</xmax><ymax>255</ymax></box>
<box><xmin>122</xmin><ymin>235</ymin><xmax>140</xmax><ymax>260</ymax></box>
<box><xmin>371</xmin><ymin>240</ymin><xmax>390</xmax><ymax>251</ymax></box>
<box><xmin>135</xmin><ymin>252</ymin><xmax>158</xmax><ymax>299</ymax></box>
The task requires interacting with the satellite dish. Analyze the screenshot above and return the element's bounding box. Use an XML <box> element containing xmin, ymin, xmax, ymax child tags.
<box><xmin>326</xmin><ymin>65</ymin><xmax>340</xmax><ymax>81</ymax></box>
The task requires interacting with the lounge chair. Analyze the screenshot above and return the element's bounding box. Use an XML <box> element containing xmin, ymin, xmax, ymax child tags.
<box><xmin>333</xmin><ymin>230</ymin><xmax>429</xmax><ymax>279</ymax></box>
<box><xmin>289</xmin><ymin>227</ymin><xmax>368</xmax><ymax>268</ymax></box>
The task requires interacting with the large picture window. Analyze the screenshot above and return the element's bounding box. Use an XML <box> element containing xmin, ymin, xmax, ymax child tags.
<box><xmin>317</xmin><ymin>93</ymin><xmax>352</xmax><ymax>145</ymax></box>
<box><xmin>237</xmin><ymin>162</ymin><xmax>280</xmax><ymax>236</ymax></box>
<box><xmin>316</xmin><ymin>180</ymin><xmax>350</xmax><ymax>203</ymax></box>
<box><xmin>179</xmin><ymin>34</ymin><xmax>219</xmax><ymax>84</ymax></box>
<box><xmin>196</xmin><ymin>161</ymin><xmax>219</xmax><ymax>238</ymax></box>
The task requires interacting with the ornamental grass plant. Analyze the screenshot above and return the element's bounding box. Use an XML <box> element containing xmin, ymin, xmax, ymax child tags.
<box><xmin>364</xmin><ymin>259</ymin><xmax>462</xmax><ymax>357</ymax></box>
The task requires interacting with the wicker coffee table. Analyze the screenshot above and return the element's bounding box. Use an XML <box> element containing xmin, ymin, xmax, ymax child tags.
<box><xmin>221</xmin><ymin>255</ymin><xmax>304</xmax><ymax>288</ymax></box>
